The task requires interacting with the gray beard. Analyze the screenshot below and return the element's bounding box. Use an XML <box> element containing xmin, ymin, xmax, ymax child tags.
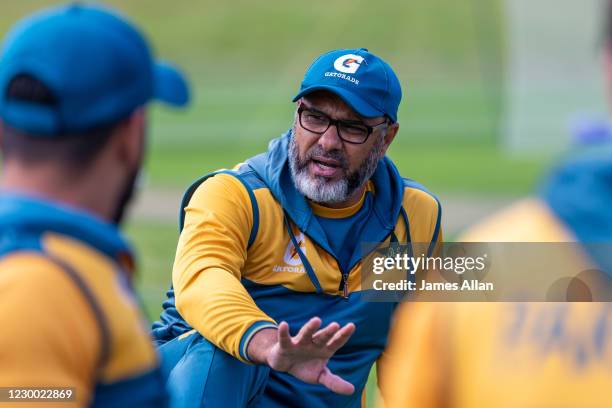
<box><xmin>288</xmin><ymin>132</ymin><xmax>385</xmax><ymax>205</ymax></box>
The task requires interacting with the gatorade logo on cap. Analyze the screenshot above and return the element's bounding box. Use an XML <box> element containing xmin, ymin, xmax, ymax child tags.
<box><xmin>333</xmin><ymin>54</ymin><xmax>364</xmax><ymax>74</ymax></box>
<box><xmin>293</xmin><ymin>48</ymin><xmax>403</xmax><ymax>122</ymax></box>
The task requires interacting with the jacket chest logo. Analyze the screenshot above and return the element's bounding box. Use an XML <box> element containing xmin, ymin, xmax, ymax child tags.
<box><xmin>272</xmin><ymin>233</ymin><xmax>306</xmax><ymax>273</ymax></box>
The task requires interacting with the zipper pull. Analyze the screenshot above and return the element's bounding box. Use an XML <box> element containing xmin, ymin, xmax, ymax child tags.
<box><xmin>342</xmin><ymin>273</ymin><xmax>349</xmax><ymax>299</ymax></box>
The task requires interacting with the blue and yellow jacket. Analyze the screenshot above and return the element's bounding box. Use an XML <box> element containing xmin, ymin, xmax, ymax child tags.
<box><xmin>153</xmin><ymin>131</ymin><xmax>442</xmax><ymax>407</ymax></box>
<box><xmin>0</xmin><ymin>194</ymin><xmax>167</xmax><ymax>407</ymax></box>
<box><xmin>380</xmin><ymin>146</ymin><xmax>612</xmax><ymax>408</ymax></box>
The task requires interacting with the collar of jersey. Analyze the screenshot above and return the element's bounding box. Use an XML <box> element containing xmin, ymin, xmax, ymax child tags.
<box><xmin>310</xmin><ymin>181</ymin><xmax>374</xmax><ymax>219</ymax></box>
<box><xmin>542</xmin><ymin>143</ymin><xmax>612</xmax><ymax>274</ymax></box>
<box><xmin>0</xmin><ymin>191</ymin><xmax>134</xmax><ymax>267</ymax></box>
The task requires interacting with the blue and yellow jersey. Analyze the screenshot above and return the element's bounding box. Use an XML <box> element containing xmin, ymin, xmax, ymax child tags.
<box><xmin>153</xmin><ymin>132</ymin><xmax>443</xmax><ymax>407</ymax></box>
<box><xmin>380</xmin><ymin>195</ymin><xmax>612</xmax><ymax>406</ymax></box>
<box><xmin>0</xmin><ymin>194</ymin><xmax>167</xmax><ymax>407</ymax></box>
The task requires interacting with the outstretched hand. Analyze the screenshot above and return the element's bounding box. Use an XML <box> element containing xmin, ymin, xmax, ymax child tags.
<box><xmin>248</xmin><ymin>317</ymin><xmax>356</xmax><ymax>395</ymax></box>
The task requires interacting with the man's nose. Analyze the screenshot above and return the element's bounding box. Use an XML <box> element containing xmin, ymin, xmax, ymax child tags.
<box><xmin>317</xmin><ymin>123</ymin><xmax>343</xmax><ymax>152</ymax></box>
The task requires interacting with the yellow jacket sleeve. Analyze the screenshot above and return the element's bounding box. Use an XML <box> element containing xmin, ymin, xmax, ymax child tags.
<box><xmin>0</xmin><ymin>254</ymin><xmax>100</xmax><ymax>407</ymax></box>
<box><xmin>173</xmin><ymin>173</ymin><xmax>277</xmax><ymax>363</ymax></box>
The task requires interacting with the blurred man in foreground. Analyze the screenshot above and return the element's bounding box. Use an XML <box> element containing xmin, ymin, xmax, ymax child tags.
<box><xmin>379</xmin><ymin>2</ymin><xmax>612</xmax><ymax>407</ymax></box>
<box><xmin>0</xmin><ymin>4</ymin><xmax>189</xmax><ymax>406</ymax></box>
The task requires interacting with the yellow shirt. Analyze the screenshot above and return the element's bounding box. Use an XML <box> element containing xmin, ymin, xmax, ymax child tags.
<box><xmin>379</xmin><ymin>199</ymin><xmax>612</xmax><ymax>408</ymax></box>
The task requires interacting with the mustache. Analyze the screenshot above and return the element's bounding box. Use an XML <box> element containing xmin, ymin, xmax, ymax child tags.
<box><xmin>298</xmin><ymin>145</ymin><xmax>349</xmax><ymax>171</ymax></box>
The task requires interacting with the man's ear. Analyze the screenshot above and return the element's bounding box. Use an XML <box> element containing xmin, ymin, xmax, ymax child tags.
<box><xmin>114</xmin><ymin>107</ymin><xmax>147</xmax><ymax>169</ymax></box>
<box><xmin>380</xmin><ymin>122</ymin><xmax>399</xmax><ymax>155</ymax></box>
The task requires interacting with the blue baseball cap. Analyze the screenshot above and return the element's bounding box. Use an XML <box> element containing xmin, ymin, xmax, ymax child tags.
<box><xmin>293</xmin><ymin>48</ymin><xmax>402</xmax><ymax>122</ymax></box>
<box><xmin>0</xmin><ymin>3</ymin><xmax>190</xmax><ymax>136</ymax></box>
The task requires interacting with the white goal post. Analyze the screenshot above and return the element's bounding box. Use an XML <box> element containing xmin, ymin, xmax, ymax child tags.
<box><xmin>503</xmin><ymin>0</ymin><xmax>609</xmax><ymax>152</ymax></box>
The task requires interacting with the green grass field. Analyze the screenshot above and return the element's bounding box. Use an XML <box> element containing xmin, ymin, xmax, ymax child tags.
<box><xmin>1</xmin><ymin>1</ymin><xmax>551</xmax><ymax>406</ymax></box>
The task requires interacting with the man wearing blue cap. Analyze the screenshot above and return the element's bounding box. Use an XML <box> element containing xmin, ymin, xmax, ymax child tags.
<box><xmin>153</xmin><ymin>48</ymin><xmax>442</xmax><ymax>407</ymax></box>
<box><xmin>0</xmin><ymin>4</ymin><xmax>189</xmax><ymax>407</ymax></box>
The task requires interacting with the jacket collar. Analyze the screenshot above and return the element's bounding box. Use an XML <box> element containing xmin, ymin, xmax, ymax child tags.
<box><xmin>0</xmin><ymin>192</ymin><xmax>135</xmax><ymax>273</ymax></box>
<box><xmin>542</xmin><ymin>144</ymin><xmax>612</xmax><ymax>272</ymax></box>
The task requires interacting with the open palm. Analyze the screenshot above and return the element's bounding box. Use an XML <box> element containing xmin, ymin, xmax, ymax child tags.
<box><xmin>266</xmin><ymin>317</ymin><xmax>356</xmax><ymax>395</ymax></box>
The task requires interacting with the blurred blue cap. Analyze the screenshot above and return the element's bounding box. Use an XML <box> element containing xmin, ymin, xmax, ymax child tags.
<box><xmin>293</xmin><ymin>48</ymin><xmax>402</xmax><ymax>122</ymax></box>
<box><xmin>0</xmin><ymin>3</ymin><xmax>190</xmax><ymax>136</ymax></box>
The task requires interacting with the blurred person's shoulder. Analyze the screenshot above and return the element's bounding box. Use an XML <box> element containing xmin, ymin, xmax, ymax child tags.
<box><xmin>460</xmin><ymin>198</ymin><xmax>575</xmax><ymax>242</ymax></box>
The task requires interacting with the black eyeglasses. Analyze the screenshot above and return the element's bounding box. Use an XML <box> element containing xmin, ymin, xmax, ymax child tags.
<box><xmin>297</xmin><ymin>105</ymin><xmax>388</xmax><ymax>144</ymax></box>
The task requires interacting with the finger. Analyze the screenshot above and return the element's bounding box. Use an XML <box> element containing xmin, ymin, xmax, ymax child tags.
<box><xmin>278</xmin><ymin>321</ymin><xmax>292</xmax><ymax>349</ymax></box>
<box><xmin>294</xmin><ymin>317</ymin><xmax>322</xmax><ymax>345</ymax></box>
<box><xmin>311</xmin><ymin>322</ymin><xmax>340</xmax><ymax>346</ymax></box>
<box><xmin>326</xmin><ymin>323</ymin><xmax>356</xmax><ymax>353</ymax></box>
<box><xmin>318</xmin><ymin>367</ymin><xmax>355</xmax><ymax>395</ymax></box>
